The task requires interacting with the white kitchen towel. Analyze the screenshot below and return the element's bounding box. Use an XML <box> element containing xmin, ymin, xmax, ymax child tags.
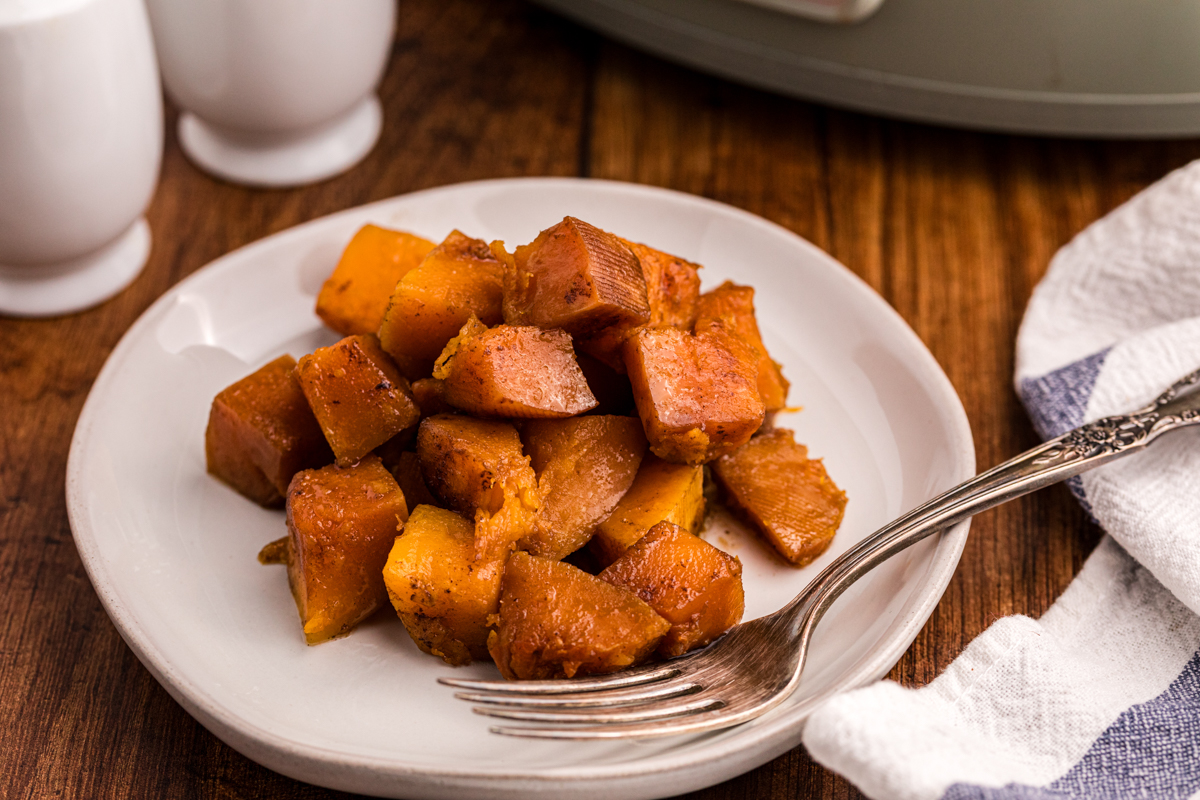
<box><xmin>801</xmin><ymin>161</ymin><xmax>1200</xmax><ymax>799</ymax></box>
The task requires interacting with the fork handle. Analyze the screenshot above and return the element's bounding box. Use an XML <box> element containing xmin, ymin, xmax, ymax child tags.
<box><xmin>777</xmin><ymin>367</ymin><xmax>1200</xmax><ymax>639</ymax></box>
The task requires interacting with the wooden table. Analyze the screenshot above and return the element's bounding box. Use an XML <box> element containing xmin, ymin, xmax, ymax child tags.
<box><xmin>5</xmin><ymin>1</ymin><xmax>1199</xmax><ymax>797</ymax></box>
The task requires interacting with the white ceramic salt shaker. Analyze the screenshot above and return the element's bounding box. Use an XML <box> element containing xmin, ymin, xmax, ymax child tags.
<box><xmin>145</xmin><ymin>0</ymin><xmax>397</xmax><ymax>189</ymax></box>
<box><xmin>0</xmin><ymin>0</ymin><xmax>163</xmax><ymax>317</ymax></box>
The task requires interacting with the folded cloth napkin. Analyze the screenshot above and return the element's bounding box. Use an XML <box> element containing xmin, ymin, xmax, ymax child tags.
<box><xmin>801</xmin><ymin>161</ymin><xmax>1200</xmax><ymax>800</ymax></box>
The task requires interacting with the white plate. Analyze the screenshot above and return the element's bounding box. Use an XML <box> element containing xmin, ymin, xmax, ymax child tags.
<box><xmin>67</xmin><ymin>178</ymin><xmax>973</xmax><ymax>799</ymax></box>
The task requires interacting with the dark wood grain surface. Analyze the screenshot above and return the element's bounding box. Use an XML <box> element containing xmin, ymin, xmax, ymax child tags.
<box><xmin>4</xmin><ymin>1</ymin><xmax>1199</xmax><ymax>797</ymax></box>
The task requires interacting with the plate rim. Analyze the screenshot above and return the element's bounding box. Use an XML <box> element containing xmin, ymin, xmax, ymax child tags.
<box><xmin>66</xmin><ymin>176</ymin><xmax>974</xmax><ymax>797</ymax></box>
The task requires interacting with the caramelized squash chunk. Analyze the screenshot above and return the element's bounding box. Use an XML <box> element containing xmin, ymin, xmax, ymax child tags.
<box><xmin>206</xmin><ymin>354</ymin><xmax>332</xmax><ymax>507</ymax></box>
<box><xmin>286</xmin><ymin>456</ymin><xmax>409</xmax><ymax>644</ymax></box>
<box><xmin>519</xmin><ymin>416</ymin><xmax>647</xmax><ymax>559</ymax></box>
<box><xmin>383</xmin><ymin>505</ymin><xmax>504</xmax><ymax>666</ymax></box>
<box><xmin>378</xmin><ymin>230</ymin><xmax>505</xmax><ymax>380</ymax></box>
<box><xmin>384</xmin><ymin>450</ymin><xmax>439</xmax><ymax>510</ymax></box>
<box><xmin>316</xmin><ymin>225</ymin><xmax>436</xmax><ymax>336</ymax></box>
<box><xmin>502</xmin><ymin>217</ymin><xmax>650</xmax><ymax>338</ymax></box>
<box><xmin>624</xmin><ymin>324</ymin><xmax>765</xmax><ymax>464</ymax></box>
<box><xmin>410</xmin><ymin>377</ymin><xmax>453</xmax><ymax>417</ymax></box>
<box><xmin>600</xmin><ymin>521</ymin><xmax>744</xmax><ymax>657</ymax></box>
<box><xmin>488</xmin><ymin>552</ymin><xmax>669</xmax><ymax>680</ymax></box>
<box><xmin>433</xmin><ymin>319</ymin><xmax>597</xmax><ymax>419</ymax></box>
<box><xmin>695</xmin><ymin>281</ymin><xmax>789</xmax><ymax>412</ymax></box>
<box><xmin>589</xmin><ymin>455</ymin><xmax>705</xmax><ymax>567</ymax></box>
<box><xmin>712</xmin><ymin>428</ymin><xmax>847</xmax><ymax>567</ymax></box>
<box><xmin>579</xmin><ymin>239</ymin><xmax>702</xmax><ymax>370</ymax></box>
<box><xmin>296</xmin><ymin>334</ymin><xmax>421</xmax><ymax>465</ymax></box>
<box><xmin>416</xmin><ymin>415</ymin><xmax>539</xmax><ymax>560</ymax></box>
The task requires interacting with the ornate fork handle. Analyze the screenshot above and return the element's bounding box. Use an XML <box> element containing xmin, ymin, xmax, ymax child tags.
<box><xmin>776</xmin><ymin>367</ymin><xmax>1200</xmax><ymax>646</ymax></box>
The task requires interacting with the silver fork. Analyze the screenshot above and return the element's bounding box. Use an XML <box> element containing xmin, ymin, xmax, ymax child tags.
<box><xmin>440</xmin><ymin>368</ymin><xmax>1200</xmax><ymax>739</ymax></box>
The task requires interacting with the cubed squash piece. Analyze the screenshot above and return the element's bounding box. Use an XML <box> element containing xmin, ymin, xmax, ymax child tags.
<box><xmin>600</xmin><ymin>521</ymin><xmax>744</xmax><ymax>658</ymax></box>
<box><xmin>589</xmin><ymin>455</ymin><xmax>705</xmax><ymax>567</ymax></box>
<box><xmin>519</xmin><ymin>416</ymin><xmax>647</xmax><ymax>559</ymax></box>
<box><xmin>578</xmin><ymin>239</ymin><xmax>702</xmax><ymax>371</ymax></box>
<box><xmin>624</xmin><ymin>323</ymin><xmax>765</xmax><ymax>465</ymax></box>
<box><xmin>711</xmin><ymin>428</ymin><xmax>847</xmax><ymax>567</ymax></box>
<box><xmin>694</xmin><ymin>281</ymin><xmax>789</xmax><ymax>413</ymax></box>
<box><xmin>416</xmin><ymin>415</ymin><xmax>539</xmax><ymax>560</ymax></box>
<box><xmin>316</xmin><ymin>225</ymin><xmax>436</xmax><ymax>335</ymax></box>
<box><xmin>501</xmin><ymin>217</ymin><xmax>650</xmax><ymax>338</ymax></box>
<box><xmin>433</xmin><ymin>318</ymin><xmax>597</xmax><ymax>419</ymax></box>
<box><xmin>378</xmin><ymin>230</ymin><xmax>504</xmax><ymax>380</ymax></box>
<box><xmin>488</xmin><ymin>552</ymin><xmax>669</xmax><ymax>680</ymax></box>
<box><xmin>383</xmin><ymin>505</ymin><xmax>504</xmax><ymax>666</ymax></box>
<box><xmin>295</xmin><ymin>334</ymin><xmax>421</xmax><ymax>465</ymax></box>
<box><xmin>286</xmin><ymin>456</ymin><xmax>409</xmax><ymax>644</ymax></box>
<box><xmin>384</xmin><ymin>450</ymin><xmax>439</xmax><ymax>510</ymax></box>
<box><xmin>411</xmin><ymin>377</ymin><xmax>453</xmax><ymax>417</ymax></box>
<box><xmin>206</xmin><ymin>354</ymin><xmax>332</xmax><ymax>506</ymax></box>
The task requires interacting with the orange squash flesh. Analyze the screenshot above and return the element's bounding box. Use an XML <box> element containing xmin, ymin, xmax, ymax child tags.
<box><xmin>488</xmin><ymin>552</ymin><xmax>670</xmax><ymax>680</ymax></box>
<box><xmin>519</xmin><ymin>416</ymin><xmax>647</xmax><ymax>559</ymax></box>
<box><xmin>502</xmin><ymin>217</ymin><xmax>650</xmax><ymax>338</ymax></box>
<box><xmin>378</xmin><ymin>230</ymin><xmax>505</xmax><ymax>380</ymax></box>
<box><xmin>712</xmin><ymin>428</ymin><xmax>847</xmax><ymax>567</ymax></box>
<box><xmin>433</xmin><ymin>320</ymin><xmax>597</xmax><ymax>419</ymax></box>
<box><xmin>410</xmin><ymin>377</ymin><xmax>453</xmax><ymax>417</ymax></box>
<box><xmin>286</xmin><ymin>456</ymin><xmax>409</xmax><ymax>644</ymax></box>
<box><xmin>205</xmin><ymin>354</ymin><xmax>332</xmax><ymax>506</ymax></box>
<box><xmin>316</xmin><ymin>225</ymin><xmax>436</xmax><ymax>336</ymax></box>
<box><xmin>295</xmin><ymin>334</ymin><xmax>421</xmax><ymax>465</ymax></box>
<box><xmin>589</xmin><ymin>454</ymin><xmax>705</xmax><ymax>567</ymax></box>
<box><xmin>416</xmin><ymin>415</ymin><xmax>539</xmax><ymax>561</ymax></box>
<box><xmin>624</xmin><ymin>323</ymin><xmax>765</xmax><ymax>465</ymax></box>
<box><xmin>383</xmin><ymin>505</ymin><xmax>504</xmax><ymax>665</ymax></box>
<box><xmin>694</xmin><ymin>281</ymin><xmax>789</xmax><ymax>413</ymax></box>
<box><xmin>599</xmin><ymin>521</ymin><xmax>744</xmax><ymax>658</ymax></box>
<box><xmin>579</xmin><ymin>239</ymin><xmax>702</xmax><ymax>371</ymax></box>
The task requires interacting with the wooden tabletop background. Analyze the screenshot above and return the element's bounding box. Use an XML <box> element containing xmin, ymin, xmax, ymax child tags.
<box><xmin>5</xmin><ymin>1</ymin><xmax>1200</xmax><ymax>797</ymax></box>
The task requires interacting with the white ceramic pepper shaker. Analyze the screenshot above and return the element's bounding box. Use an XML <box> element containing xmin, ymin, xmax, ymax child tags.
<box><xmin>145</xmin><ymin>0</ymin><xmax>397</xmax><ymax>189</ymax></box>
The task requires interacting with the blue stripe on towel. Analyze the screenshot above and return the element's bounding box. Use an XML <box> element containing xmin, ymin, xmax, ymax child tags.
<box><xmin>941</xmin><ymin>648</ymin><xmax>1200</xmax><ymax>800</ymax></box>
<box><xmin>1017</xmin><ymin>349</ymin><xmax>1110</xmax><ymax>440</ymax></box>
<box><xmin>1017</xmin><ymin>349</ymin><xmax>1110</xmax><ymax>512</ymax></box>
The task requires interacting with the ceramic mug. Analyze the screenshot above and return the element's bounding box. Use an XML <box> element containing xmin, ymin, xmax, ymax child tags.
<box><xmin>145</xmin><ymin>0</ymin><xmax>396</xmax><ymax>188</ymax></box>
<box><xmin>0</xmin><ymin>0</ymin><xmax>162</xmax><ymax>317</ymax></box>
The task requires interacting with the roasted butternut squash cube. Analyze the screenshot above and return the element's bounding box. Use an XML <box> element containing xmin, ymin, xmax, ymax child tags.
<box><xmin>695</xmin><ymin>281</ymin><xmax>789</xmax><ymax>413</ymax></box>
<box><xmin>378</xmin><ymin>230</ymin><xmax>504</xmax><ymax>380</ymax></box>
<box><xmin>578</xmin><ymin>239</ymin><xmax>702</xmax><ymax>370</ymax></box>
<box><xmin>519</xmin><ymin>416</ymin><xmax>647</xmax><ymax>559</ymax></box>
<box><xmin>205</xmin><ymin>354</ymin><xmax>332</xmax><ymax>507</ymax></box>
<box><xmin>624</xmin><ymin>323</ymin><xmax>765</xmax><ymax>464</ymax></box>
<box><xmin>502</xmin><ymin>217</ymin><xmax>650</xmax><ymax>338</ymax></box>
<box><xmin>416</xmin><ymin>415</ymin><xmax>539</xmax><ymax>560</ymax></box>
<box><xmin>384</xmin><ymin>450</ymin><xmax>439</xmax><ymax>510</ymax></box>
<box><xmin>383</xmin><ymin>505</ymin><xmax>504</xmax><ymax>666</ymax></box>
<box><xmin>295</xmin><ymin>334</ymin><xmax>421</xmax><ymax>465</ymax></box>
<box><xmin>316</xmin><ymin>225</ymin><xmax>436</xmax><ymax>336</ymax></box>
<box><xmin>411</xmin><ymin>377</ymin><xmax>453</xmax><ymax>417</ymax></box>
<box><xmin>488</xmin><ymin>552</ymin><xmax>669</xmax><ymax>680</ymax></box>
<box><xmin>589</xmin><ymin>455</ymin><xmax>705</xmax><ymax>567</ymax></box>
<box><xmin>600</xmin><ymin>521</ymin><xmax>744</xmax><ymax>658</ymax></box>
<box><xmin>433</xmin><ymin>319</ymin><xmax>597</xmax><ymax>419</ymax></box>
<box><xmin>712</xmin><ymin>428</ymin><xmax>847</xmax><ymax>567</ymax></box>
<box><xmin>285</xmin><ymin>456</ymin><xmax>409</xmax><ymax>644</ymax></box>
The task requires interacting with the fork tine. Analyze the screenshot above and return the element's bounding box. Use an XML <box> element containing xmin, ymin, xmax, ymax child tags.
<box><xmin>488</xmin><ymin>709</ymin><xmax>741</xmax><ymax>740</ymax></box>
<box><xmin>455</xmin><ymin>679</ymin><xmax>701</xmax><ymax>709</ymax></box>
<box><xmin>472</xmin><ymin>695</ymin><xmax>724</xmax><ymax>724</ymax></box>
<box><xmin>438</xmin><ymin>663</ymin><xmax>681</xmax><ymax>695</ymax></box>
